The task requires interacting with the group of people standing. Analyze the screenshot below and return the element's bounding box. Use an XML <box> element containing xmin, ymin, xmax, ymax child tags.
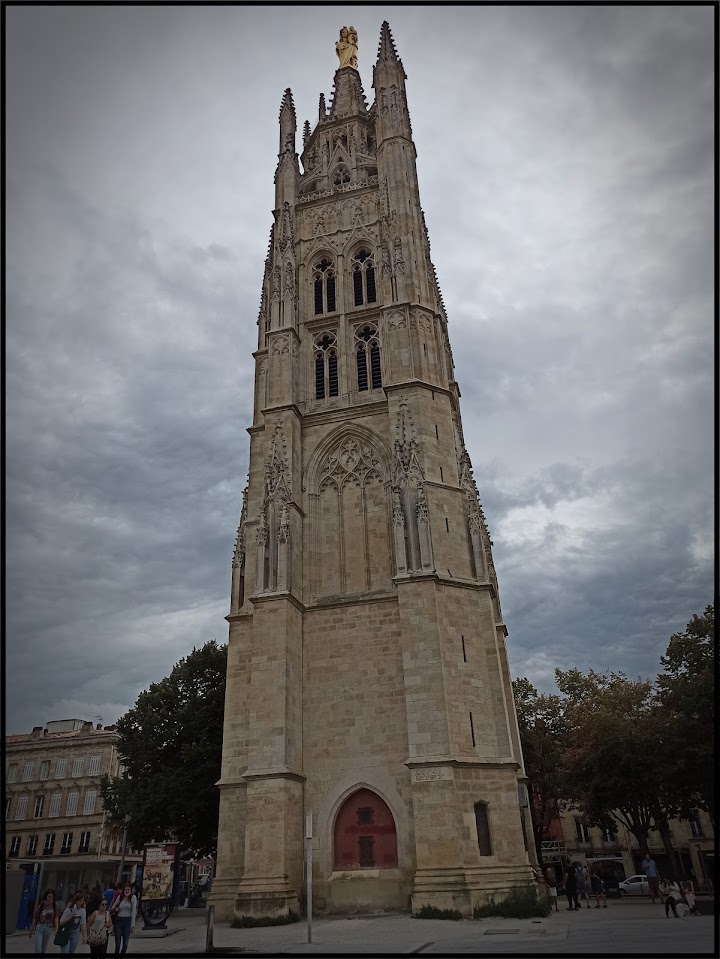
<box><xmin>29</xmin><ymin>882</ymin><xmax>138</xmax><ymax>956</ymax></box>
<box><xmin>641</xmin><ymin>853</ymin><xmax>701</xmax><ymax>917</ymax></box>
<box><xmin>545</xmin><ymin>861</ymin><xmax>608</xmax><ymax>911</ymax></box>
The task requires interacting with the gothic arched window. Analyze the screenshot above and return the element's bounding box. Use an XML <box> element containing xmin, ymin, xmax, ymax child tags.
<box><xmin>333</xmin><ymin>163</ymin><xmax>351</xmax><ymax>188</ymax></box>
<box><xmin>351</xmin><ymin>248</ymin><xmax>377</xmax><ymax>307</ymax></box>
<box><xmin>314</xmin><ymin>332</ymin><xmax>339</xmax><ymax>400</ymax></box>
<box><xmin>355</xmin><ymin>323</ymin><xmax>382</xmax><ymax>392</ymax></box>
<box><xmin>313</xmin><ymin>257</ymin><xmax>337</xmax><ymax>315</ymax></box>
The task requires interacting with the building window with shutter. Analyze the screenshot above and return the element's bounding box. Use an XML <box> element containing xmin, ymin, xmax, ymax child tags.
<box><xmin>689</xmin><ymin>810</ymin><xmax>704</xmax><ymax>838</ymax></box>
<box><xmin>23</xmin><ymin>762</ymin><xmax>35</xmax><ymax>782</ymax></box>
<box><xmin>79</xmin><ymin>831</ymin><xmax>90</xmax><ymax>853</ymax></box>
<box><xmin>575</xmin><ymin>819</ymin><xmax>591</xmax><ymax>844</ymax></box>
<box><xmin>27</xmin><ymin>835</ymin><xmax>38</xmax><ymax>856</ymax></box>
<box><xmin>6</xmin><ymin>797</ymin><xmax>12</xmax><ymax>820</ymax></box>
<box><xmin>49</xmin><ymin>793</ymin><xmax>62</xmax><ymax>818</ymax></box>
<box><xmin>66</xmin><ymin>792</ymin><xmax>79</xmax><ymax>816</ymax></box>
<box><xmin>313</xmin><ymin>332</ymin><xmax>339</xmax><ymax>400</ymax></box>
<box><xmin>8</xmin><ymin>764</ymin><xmax>18</xmax><ymax>783</ymax></box>
<box><xmin>313</xmin><ymin>257</ymin><xmax>336</xmax><ymax>315</ymax></box>
<box><xmin>44</xmin><ymin>833</ymin><xmax>56</xmax><ymax>855</ymax></box>
<box><xmin>15</xmin><ymin>795</ymin><xmax>28</xmax><ymax>820</ymax></box>
<box><xmin>61</xmin><ymin>832</ymin><xmax>73</xmax><ymax>854</ymax></box>
<box><xmin>34</xmin><ymin>795</ymin><xmax>45</xmax><ymax>819</ymax></box>
<box><xmin>10</xmin><ymin>836</ymin><xmax>21</xmax><ymax>858</ymax></box>
<box><xmin>358</xmin><ymin>836</ymin><xmax>375</xmax><ymax>867</ymax></box>
<box><xmin>39</xmin><ymin>761</ymin><xmax>50</xmax><ymax>780</ymax></box>
<box><xmin>354</xmin><ymin>324</ymin><xmax>382</xmax><ymax>391</ymax></box>
<box><xmin>83</xmin><ymin>790</ymin><xmax>97</xmax><ymax>815</ymax></box>
<box><xmin>55</xmin><ymin>759</ymin><xmax>67</xmax><ymax>779</ymax></box>
<box><xmin>71</xmin><ymin>758</ymin><xmax>84</xmax><ymax>777</ymax></box>
<box><xmin>474</xmin><ymin>801</ymin><xmax>492</xmax><ymax>856</ymax></box>
<box><xmin>88</xmin><ymin>755</ymin><xmax>101</xmax><ymax>776</ymax></box>
<box><xmin>351</xmin><ymin>248</ymin><xmax>377</xmax><ymax>307</ymax></box>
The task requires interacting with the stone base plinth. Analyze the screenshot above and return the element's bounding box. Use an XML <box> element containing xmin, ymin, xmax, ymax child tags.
<box><xmin>412</xmin><ymin>863</ymin><xmax>536</xmax><ymax>916</ymax></box>
<box><xmin>234</xmin><ymin>876</ymin><xmax>299</xmax><ymax>919</ymax></box>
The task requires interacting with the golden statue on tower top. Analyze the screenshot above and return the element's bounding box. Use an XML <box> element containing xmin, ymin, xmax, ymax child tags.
<box><xmin>336</xmin><ymin>26</ymin><xmax>358</xmax><ymax>69</ymax></box>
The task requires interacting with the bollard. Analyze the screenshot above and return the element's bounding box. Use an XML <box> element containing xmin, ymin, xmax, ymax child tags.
<box><xmin>205</xmin><ymin>903</ymin><xmax>215</xmax><ymax>953</ymax></box>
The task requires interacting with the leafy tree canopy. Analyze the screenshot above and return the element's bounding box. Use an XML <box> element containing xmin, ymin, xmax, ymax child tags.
<box><xmin>100</xmin><ymin>640</ymin><xmax>227</xmax><ymax>857</ymax></box>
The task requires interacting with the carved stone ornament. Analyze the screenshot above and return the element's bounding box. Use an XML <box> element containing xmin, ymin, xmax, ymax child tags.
<box><xmin>279</xmin><ymin>201</ymin><xmax>294</xmax><ymax>253</ymax></box>
<box><xmin>272</xmin><ymin>334</ymin><xmax>290</xmax><ymax>356</ymax></box>
<box><xmin>393</xmin><ymin>236</ymin><xmax>405</xmax><ymax>274</ymax></box>
<box><xmin>232</xmin><ymin>487</ymin><xmax>248</xmax><ymax>569</ymax></box>
<box><xmin>284</xmin><ymin>261</ymin><xmax>295</xmax><ymax>298</ymax></box>
<box><xmin>319</xmin><ymin>435</ymin><xmax>383</xmax><ymax>490</ymax></box>
<box><xmin>393</xmin><ymin>399</ymin><xmax>424</xmax><ymax>488</ymax></box>
<box><xmin>265</xmin><ymin>418</ymin><xmax>291</xmax><ymax>501</ymax></box>
<box><xmin>271</xmin><ymin>265</ymin><xmax>281</xmax><ymax>300</ymax></box>
<box><xmin>392</xmin><ymin>486</ymin><xmax>405</xmax><ymax>527</ymax></box>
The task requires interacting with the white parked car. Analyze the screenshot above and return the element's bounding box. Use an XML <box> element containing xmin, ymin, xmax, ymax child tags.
<box><xmin>618</xmin><ymin>875</ymin><xmax>650</xmax><ymax>896</ymax></box>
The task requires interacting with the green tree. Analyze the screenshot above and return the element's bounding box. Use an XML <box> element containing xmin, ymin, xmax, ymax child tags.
<box><xmin>556</xmin><ymin>668</ymin><xmax>685</xmax><ymax>875</ymax></box>
<box><xmin>656</xmin><ymin>604</ymin><xmax>715</xmax><ymax>820</ymax></box>
<box><xmin>100</xmin><ymin>640</ymin><xmax>227</xmax><ymax>856</ymax></box>
<box><xmin>512</xmin><ymin>677</ymin><xmax>570</xmax><ymax>863</ymax></box>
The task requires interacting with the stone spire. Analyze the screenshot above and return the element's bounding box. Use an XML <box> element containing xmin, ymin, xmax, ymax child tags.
<box><xmin>376</xmin><ymin>20</ymin><xmax>405</xmax><ymax>72</ymax></box>
<box><xmin>278</xmin><ymin>87</ymin><xmax>296</xmax><ymax>154</ymax></box>
<box><xmin>318</xmin><ymin>92</ymin><xmax>327</xmax><ymax>122</ymax></box>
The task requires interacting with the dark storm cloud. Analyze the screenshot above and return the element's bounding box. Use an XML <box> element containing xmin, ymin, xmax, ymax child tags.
<box><xmin>6</xmin><ymin>7</ymin><xmax>713</xmax><ymax>731</ymax></box>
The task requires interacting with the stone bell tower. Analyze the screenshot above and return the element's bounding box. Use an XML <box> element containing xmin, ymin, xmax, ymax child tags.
<box><xmin>211</xmin><ymin>23</ymin><xmax>536</xmax><ymax>920</ymax></box>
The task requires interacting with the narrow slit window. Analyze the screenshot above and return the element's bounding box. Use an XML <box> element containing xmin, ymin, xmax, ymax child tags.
<box><xmin>445</xmin><ymin>518</ymin><xmax>449</xmax><ymax>533</ymax></box>
<box><xmin>314</xmin><ymin>278</ymin><xmax>324</xmax><ymax>314</ymax></box>
<box><xmin>357</xmin><ymin>349</ymin><xmax>368</xmax><ymax>391</ymax></box>
<box><xmin>461</xmin><ymin>636</ymin><xmax>467</xmax><ymax>662</ymax></box>
<box><xmin>470</xmin><ymin>711</ymin><xmax>476</xmax><ymax>747</ymax></box>
<box><xmin>366</xmin><ymin>266</ymin><xmax>376</xmax><ymax>303</ymax></box>
<box><xmin>326</xmin><ymin>274</ymin><xmax>336</xmax><ymax>312</ymax></box>
<box><xmin>328</xmin><ymin>352</ymin><xmax>339</xmax><ymax>397</ymax></box>
<box><xmin>353</xmin><ymin>269</ymin><xmax>363</xmax><ymax>306</ymax></box>
<box><xmin>474</xmin><ymin>802</ymin><xmax>492</xmax><ymax>856</ymax></box>
<box><xmin>315</xmin><ymin>355</ymin><xmax>325</xmax><ymax>399</ymax></box>
<box><xmin>370</xmin><ymin>344</ymin><xmax>382</xmax><ymax>389</ymax></box>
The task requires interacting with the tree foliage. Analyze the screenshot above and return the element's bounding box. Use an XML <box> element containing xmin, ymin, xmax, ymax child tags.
<box><xmin>100</xmin><ymin>640</ymin><xmax>227</xmax><ymax>857</ymax></box>
<box><xmin>513</xmin><ymin>604</ymin><xmax>713</xmax><ymax>870</ymax></box>
<box><xmin>656</xmin><ymin>604</ymin><xmax>715</xmax><ymax>818</ymax></box>
<box><xmin>512</xmin><ymin>677</ymin><xmax>569</xmax><ymax>859</ymax></box>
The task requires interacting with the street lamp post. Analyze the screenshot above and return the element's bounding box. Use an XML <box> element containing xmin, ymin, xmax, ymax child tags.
<box><xmin>116</xmin><ymin>815</ymin><xmax>131</xmax><ymax>885</ymax></box>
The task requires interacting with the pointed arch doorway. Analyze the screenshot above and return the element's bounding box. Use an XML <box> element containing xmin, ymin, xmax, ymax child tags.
<box><xmin>333</xmin><ymin>788</ymin><xmax>399</xmax><ymax>870</ymax></box>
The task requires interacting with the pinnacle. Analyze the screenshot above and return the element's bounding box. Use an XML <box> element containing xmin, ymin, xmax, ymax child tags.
<box><xmin>278</xmin><ymin>87</ymin><xmax>296</xmax><ymax>122</ymax></box>
<box><xmin>376</xmin><ymin>20</ymin><xmax>402</xmax><ymax>67</ymax></box>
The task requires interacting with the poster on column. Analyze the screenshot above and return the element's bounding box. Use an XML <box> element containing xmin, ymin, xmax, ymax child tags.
<box><xmin>139</xmin><ymin>842</ymin><xmax>179</xmax><ymax>928</ymax></box>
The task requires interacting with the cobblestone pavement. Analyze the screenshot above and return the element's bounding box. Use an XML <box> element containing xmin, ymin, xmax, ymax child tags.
<box><xmin>4</xmin><ymin>899</ymin><xmax>715</xmax><ymax>955</ymax></box>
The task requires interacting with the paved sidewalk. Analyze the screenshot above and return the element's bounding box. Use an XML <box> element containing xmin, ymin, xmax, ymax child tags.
<box><xmin>3</xmin><ymin>899</ymin><xmax>715</xmax><ymax>955</ymax></box>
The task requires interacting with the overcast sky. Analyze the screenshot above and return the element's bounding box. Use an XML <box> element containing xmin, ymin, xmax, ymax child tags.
<box><xmin>6</xmin><ymin>6</ymin><xmax>714</xmax><ymax>734</ymax></box>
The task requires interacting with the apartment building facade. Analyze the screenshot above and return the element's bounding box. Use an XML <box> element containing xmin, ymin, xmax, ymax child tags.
<box><xmin>5</xmin><ymin>719</ymin><xmax>142</xmax><ymax>906</ymax></box>
<box><xmin>539</xmin><ymin>805</ymin><xmax>714</xmax><ymax>887</ymax></box>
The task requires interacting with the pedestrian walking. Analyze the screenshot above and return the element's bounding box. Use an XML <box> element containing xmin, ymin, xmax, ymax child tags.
<box><xmin>87</xmin><ymin>898</ymin><xmax>113</xmax><ymax>958</ymax></box>
<box><xmin>589</xmin><ymin>867</ymin><xmax>608</xmax><ymax>908</ymax></box>
<box><xmin>56</xmin><ymin>893</ymin><xmax>88</xmax><ymax>955</ymax></box>
<box><xmin>642</xmin><ymin>852</ymin><xmax>662</xmax><ymax>903</ymax></box>
<box><xmin>102</xmin><ymin>883</ymin><xmax>117</xmax><ymax>910</ymax></box>
<box><xmin>564</xmin><ymin>861</ymin><xmax>579</xmax><ymax>910</ymax></box>
<box><xmin>28</xmin><ymin>888</ymin><xmax>58</xmax><ymax>954</ymax></box>
<box><xmin>87</xmin><ymin>883</ymin><xmax>103</xmax><ymax>918</ymax></box>
<box><xmin>109</xmin><ymin>884</ymin><xmax>137</xmax><ymax>956</ymax></box>
<box><xmin>544</xmin><ymin>867</ymin><xmax>559</xmax><ymax>912</ymax></box>
<box><xmin>576</xmin><ymin>863</ymin><xmax>592</xmax><ymax>908</ymax></box>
